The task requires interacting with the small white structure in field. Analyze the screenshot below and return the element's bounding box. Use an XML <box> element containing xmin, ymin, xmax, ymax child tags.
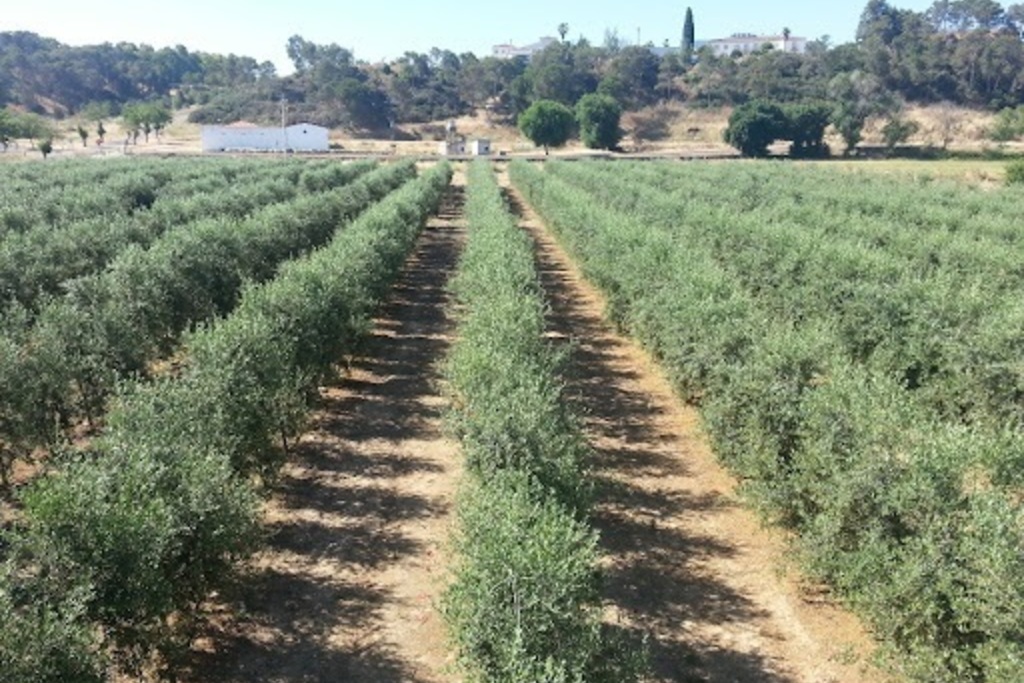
<box><xmin>202</xmin><ymin>122</ymin><xmax>329</xmax><ymax>152</ymax></box>
<box><xmin>469</xmin><ymin>139</ymin><xmax>491</xmax><ymax>156</ymax></box>
<box><xmin>438</xmin><ymin>140</ymin><xmax>466</xmax><ymax>155</ymax></box>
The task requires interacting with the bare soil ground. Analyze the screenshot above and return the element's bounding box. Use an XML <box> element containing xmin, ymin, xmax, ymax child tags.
<box><xmin>120</xmin><ymin>161</ymin><xmax>892</xmax><ymax>683</ymax></box>
<box><xmin>498</xmin><ymin>169</ymin><xmax>892</xmax><ymax>683</ymax></box>
<box><xmin>181</xmin><ymin>175</ymin><xmax>467</xmax><ymax>683</ymax></box>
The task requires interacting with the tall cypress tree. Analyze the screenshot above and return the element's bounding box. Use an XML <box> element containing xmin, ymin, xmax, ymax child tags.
<box><xmin>683</xmin><ymin>7</ymin><xmax>695</xmax><ymax>57</ymax></box>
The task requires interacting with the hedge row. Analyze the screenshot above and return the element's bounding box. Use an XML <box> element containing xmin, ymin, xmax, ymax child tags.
<box><xmin>0</xmin><ymin>161</ymin><xmax>452</xmax><ymax>681</ymax></box>
<box><xmin>0</xmin><ymin>161</ymin><xmax>411</xmax><ymax>482</ymax></box>
<box><xmin>443</xmin><ymin>161</ymin><xmax>643</xmax><ymax>682</ymax></box>
<box><xmin>0</xmin><ymin>160</ymin><xmax>374</xmax><ymax>317</ymax></box>
<box><xmin>0</xmin><ymin>157</ymin><xmax>268</xmax><ymax>238</ymax></box>
<box><xmin>511</xmin><ymin>160</ymin><xmax>1024</xmax><ymax>682</ymax></box>
<box><xmin>544</xmin><ymin>160</ymin><xmax>1024</xmax><ymax>429</ymax></box>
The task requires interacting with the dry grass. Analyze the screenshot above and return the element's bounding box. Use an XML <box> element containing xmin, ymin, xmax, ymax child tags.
<box><xmin>4</xmin><ymin>102</ymin><xmax>1023</xmax><ymax>163</ymax></box>
<box><xmin>813</xmin><ymin>158</ymin><xmax>1008</xmax><ymax>186</ymax></box>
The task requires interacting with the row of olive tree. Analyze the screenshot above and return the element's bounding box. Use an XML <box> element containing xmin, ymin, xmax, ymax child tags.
<box><xmin>0</xmin><ymin>164</ymin><xmax>452</xmax><ymax>681</ymax></box>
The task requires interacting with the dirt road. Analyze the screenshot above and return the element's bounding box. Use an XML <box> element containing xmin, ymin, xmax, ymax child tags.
<box><xmin>499</xmin><ymin>169</ymin><xmax>890</xmax><ymax>683</ymax></box>
<box><xmin>185</xmin><ymin>165</ymin><xmax>889</xmax><ymax>683</ymax></box>
<box><xmin>183</xmin><ymin>177</ymin><xmax>466</xmax><ymax>683</ymax></box>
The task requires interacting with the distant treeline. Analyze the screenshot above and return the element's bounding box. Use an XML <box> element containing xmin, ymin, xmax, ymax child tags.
<box><xmin>3</xmin><ymin>1</ymin><xmax>1024</xmax><ymax>129</ymax></box>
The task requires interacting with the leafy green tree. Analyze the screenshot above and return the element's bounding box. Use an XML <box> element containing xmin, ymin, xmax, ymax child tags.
<box><xmin>723</xmin><ymin>100</ymin><xmax>787</xmax><ymax>157</ymax></box>
<box><xmin>385</xmin><ymin>50</ymin><xmax>467</xmax><ymax>122</ymax></box>
<box><xmin>148</xmin><ymin>104</ymin><xmax>172</xmax><ymax>140</ymax></box>
<box><xmin>598</xmin><ymin>47</ymin><xmax>660</xmax><ymax>109</ymax></box>
<box><xmin>518</xmin><ymin>100</ymin><xmax>575</xmax><ymax>154</ymax></box>
<box><xmin>558</xmin><ymin>23</ymin><xmax>569</xmax><ymax>43</ymax></box>
<box><xmin>76</xmin><ymin>124</ymin><xmax>88</xmax><ymax>147</ymax></box>
<box><xmin>122</xmin><ymin>102</ymin><xmax>171</xmax><ymax>143</ymax></box>
<box><xmin>336</xmin><ymin>78</ymin><xmax>391</xmax><ymax>129</ymax></box>
<box><xmin>38</xmin><ymin>138</ymin><xmax>53</xmax><ymax>159</ymax></box>
<box><xmin>784</xmin><ymin>102</ymin><xmax>832</xmax><ymax>157</ymax></box>
<box><xmin>576</xmin><ymin>93</ymin><xmax>622</xmax><ymax>150</ymax></box>
<box><xmin>1008</xmin><ymin>3</ymin><xmax>1024</xmax><ymax>31</ymax></box>
<box><xmin>657</xmin><ymin>52</ymin><xmax>687</xmax><ymax>100</ymax></box>
<box><xmin>738</xmin><ymin>49</ymin><xmax>824</xmax><ymax>102</ymax></box>
<box><xmin>828</xmin><ymin>70</ymin><xmax>895</xmax><ymax>154</ymax></box>
<box><xmin>526</xmin><ymin>42</ymin><xmax>599</xmax><ymax>107</ymax></box>
<box><xmin>7</xmin><ymin>111</ymin><xmax>55</xmax><ymax>145</ymax></box>
<box><xmin>857</xmin><ymin>0</ymin><xmax>905</xmax><ymax>45</ymax></box>
<box><xmin>285</xmin><ymin>34</ymin><xmax>321</xmax><ymax>74</ymax></box>
<box><xmin>881</xmin><ymin>115</ymin><xmax>920</xmax><ymax>152</ymax></box>
<box><xmin>951</xmin><ymin>30</ymin><xmax>1024</xmax><ymax>108</ymax></box>
<box><xmin>79</xmin><ymin>101</ymin><xmax>112</xmax><ymax>124</ymax></box>
<box><xmin>0</xmin><ymin>109</ymin><xmax>11</xmax><ymax>150</ymax></box>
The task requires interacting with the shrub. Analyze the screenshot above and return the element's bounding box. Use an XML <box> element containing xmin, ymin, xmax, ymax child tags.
<box><xmin>1005</xmin><ymin>158</ymin><xmax>1024</xmax><ymax>185</ymax></box>
<box><xmin>989</xmin><ymin>105</ymin><xmax>1024</xmax><ymax>142</ymax></box>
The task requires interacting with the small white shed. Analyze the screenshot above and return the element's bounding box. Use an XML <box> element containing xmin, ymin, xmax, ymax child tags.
<box><xmin>202</xmin><ymin>122</ymin><xmax>329</xmax><ymax>152</ymax></box>
<box><xmin>470</xmin><ymin>139</ymin><xmax>492</xmax><ymax>156</ymax></box>
<box><xmin>438</xmin><ymin>140</ymin><xmax>466</xmax><ymax>156</ymax></box>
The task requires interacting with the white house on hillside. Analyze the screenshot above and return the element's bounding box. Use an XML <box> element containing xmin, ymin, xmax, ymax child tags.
<box><xmin>492</xmin><ymin>36</ymin><xmax>558</xmax><ymax>59</ymax></box>
<box><xmin>201</xmin><ymin>122</ymin><xmax>329</xmax><ymax>152</ymax></box>
<box><xmin>705</xmin><ymin>33</ymin><xmax>807</xmax><ymax>57</ymax></box>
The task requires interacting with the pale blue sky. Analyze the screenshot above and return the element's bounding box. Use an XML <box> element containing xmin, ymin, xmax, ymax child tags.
<box><xmin>5</xmin><ymin>1</ymin><xmax>936</xmax><ymax>73</ymax></box>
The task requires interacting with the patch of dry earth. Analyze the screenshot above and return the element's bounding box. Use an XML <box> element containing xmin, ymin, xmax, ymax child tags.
<box><xmin>182</xmin><ymin>174</ymin><xmax>466</xmax><ymax>683</ymax></box>
<box><xmin>499</xmin><ymin>169</ymin><xmax>891</xmax><ymax>683</ymax></box>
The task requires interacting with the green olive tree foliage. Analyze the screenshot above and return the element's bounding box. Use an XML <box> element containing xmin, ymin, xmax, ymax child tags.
<box><xmin>0</xmin><ymin>162</ymin><xmax>452</xmax><ymax>676</ymax></box>
<box><xmin>0</xmin><ymin>158</ymin><xmax>380</xmax><ymax>491</ymax></box>
<box><xmin>575</xmin><ymin>93</ymin><xmax>622</xmax><ymax>150</ymax></box>
<box><xmin>0</xmin><ymin>160</ymin><xmax>382</xmax><ymax>484</ymax></box>
<box><xmin>444</xmin><ymin>162</ymin><xmax>645</xmax><ymax>682</ymax></box>
<box><xmin>513</xmin><ymin>158</ymin><xmax>1024</xmax><ymax>682</ymax></box>
<box><xmin>518</xmin><ymin>99</ymin><xmax>575</xmax><ymax>154</ymax></box>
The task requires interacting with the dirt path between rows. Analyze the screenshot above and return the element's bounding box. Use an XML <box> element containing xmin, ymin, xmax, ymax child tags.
<box><xmin>499</xmin><ymin>170</ymin><xmax>891</xmax><ymax>683</ymax></box>
<box><xmin>182</xmin><ymin>175</ymin><xmax>466</xmax><ymax>683</ymax></box>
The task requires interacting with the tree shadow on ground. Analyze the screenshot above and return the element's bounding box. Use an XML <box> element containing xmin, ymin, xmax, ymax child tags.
<box><xmin>180</xmin><ymin>186</ymin><xmax>465</xmax><ymax>683</ymax></box>
<box><xmin>507</xmin><ymin>182</ymin><xmax>796</xmax><ymax>683</ymax></box>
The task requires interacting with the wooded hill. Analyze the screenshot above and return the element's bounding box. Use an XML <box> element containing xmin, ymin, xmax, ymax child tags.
<box><xmin>3</xmin><ymin>1</ymin><xmax>1024</xmax><ymax>131</ymax></box>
